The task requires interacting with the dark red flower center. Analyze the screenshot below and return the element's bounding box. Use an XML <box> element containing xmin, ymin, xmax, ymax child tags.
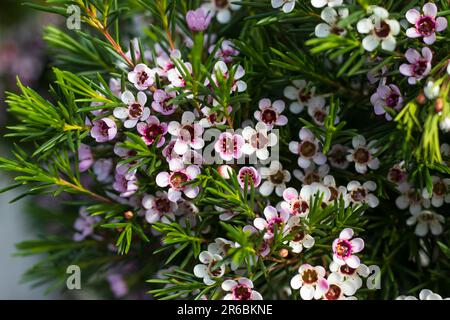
<box><xmin>350</xmin><ymin>187</ymin><xmax>367</xmax><ymax>202</ymax></box>
<box><xmin>170</xmin><ymin>171</ymin><xmax>188</xmax><ymax>189</ymax></box>
<box><xmin>261</xmin><ymin>108</ymin><xmax>278</xmax><ymax>124</ymax></box>
<box><xmin>336</xmin><ymin>239</ymin><xmax>352</xmax><ymax>258</ymax></box>
<box><xmin>374</xmin><ymin>21</ymin><xmax>391</xmax><ymax>38</ymax></box>
<box><xmin>417</xmin><ymin>16</ymin><xmax>436</xmax><ymax>36</ymax></box>
<box><xmin>233</xmin><ymin>284</ymin><xmax>252</xmax><ymax>300</ymax></box>
<box><xmin>300</xmin><ymin>141</ymin><xmax>317</xmax><ymax>158</ymax></box>
<box><xmin>354</xmin><ymin>148</ymin><xmax>370</xmax><ymax>163</ymax></box>
<box><xmin>325</xmin><ymin>284</ymin><xmax>342</xmax><ymax>300</ymax></box>
<box><xmin>302</xmin><ymin>269</ymin><xmax>319</xmax><ymax>284</ymax></box>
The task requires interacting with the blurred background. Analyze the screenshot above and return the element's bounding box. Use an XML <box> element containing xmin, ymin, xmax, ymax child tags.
<box><xmin>0</xmin><ymin>0</ymin><xmax>60</xmax><ymax>299</ymax></box>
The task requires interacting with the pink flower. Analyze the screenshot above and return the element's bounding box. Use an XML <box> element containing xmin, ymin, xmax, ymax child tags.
<box><xmin>114</xmin><ymin>91</ymin><xmax>150</xmax><ymax>128</ymax></box>
<box><xmin>90</xmin><ymin>118</ymin><xmax>117</xmax><ymax>143</ymax></box>
<box><xmin>370</xmin><ymin>84</ymin><xmax>403</xmax><ymax>121</ymax></box>
<box><xmin>222</xmin><ymin>278</ymin><xmax>263</xmax><ymax>300</ymax></box>
<box><xmin>346</xmin><ymin>180</ymin><xmax>379</xmax><ymax>208</ymax></box>
<box><xmin>237</xmin><ymin>166</ymin><xmax>261</xmax><ymax>190</ymax></box>
<box><xmin>73</xmin><ymin>207</ymin><xmax>101</xmax><ymax>241</ymax></box>
<box><xmin>214</xmin><ymin>132</ymin><xmax>244</xmax><ymax>161</ymax></box>
<box><xmin>289</xmin><ymin>127</ymin><xmax>327</xmax><ymax>168</ymax></box>
<box><xmin>113</xmin><ymin>169</ymin><xmax>138</xmax><ymax>198</ymax></box>
<box><xmin>107</xmin><ymin>274</ymin><xmax>128</xmax><ymax>298</ymax></box>
<box><xmin>254</xmin><ymin>99</ymin><xmax>288</xmax><ymax>129</ymax></box>
<box><xmin>168</xmin><ymin>111</ymin><xmax>204</xmax><ymax>155</ymax></box>
<box><xmin>127</xmin><ymin>63</ymin><xmax>156</xmax><ymax>90</ymax></box>
<box><xmin>253</xmin><ymin>206</ymin><xmax>290</xmax><ymax>239</ymax></box>
<box><xmin>142</xmin><ymin>191</ymin><xmax>178</xmax><ymax>224</ymax></box>
<box><xmin>400</xmin><ymin>47</ymin><xmax>433</xmax><ymax>84</ymax></box>
<box><xmin>290</xmin><ymin>264</ymin><xmax>329</xmax><ymax>300</ymax></box>
<box><xmin>151</xmin><ymin>89</ymin><xmax>177</xmax><ymax>115</ymax></box>
<box><xmin>136</xmin><ymin>116</ymin><xmax>167</xmax><ymax>147</ymax></box>
<box><xmin>332</xmin><ymin>228</ymin><xmax>364</xmax><ymax>268</ymax></box>
<box><xmin>93</xmin><ymin>158</ymin><xmax>113</xmax><ymax>182</ymax></box>
<box><xmin>78</xmin><ymin>143</ymin><xmax>93</xmax><ymax>172</ymax></box>
<box><xmin>405</xmin><ymin>3</ymin><xmax>448</xmax><ymax>45</ymax></box>
<box><xmin>209</xmin><ymin>40</ymin><xmax>239</xmax><ymax>64</ymax></box>
<box><xmin>186</xmin><ymin>8</ymin><xmax>211</xmax><ymax>32</ymax></box>
<box><xmin>156</xmin><ymin>165</ymin><xmax>201</xmax><ymax>202</ymax></box>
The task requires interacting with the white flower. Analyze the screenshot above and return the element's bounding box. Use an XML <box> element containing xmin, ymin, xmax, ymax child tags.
<box><xmin>311</xmin><ymin>0</ymin><xmax>343</xmax><ymax>8</ymax></box>
<box><xmin>193</xmin><ymin>250</ymin><xmax>226</xmax><ymax>285</ymax></box>
<box><xmin>127</xmin><ymin>63</ymin><xmax>155</xmax><ymax>90</ymax></box>
<box><xmin>307</xmin><ymin>96</ymin><xmax>335</xmax><ymax>126</ymax></box>
<box><xmin>202</xmin><ymin>0</ymin><xmax>240</xmax><ymax>24</ymax></box>
<box><xmin>422</xmin><ymin>176</ymin><xmax>450</xmax><ymax>207</ymax></box>
<box><xmin>168</xmin><ymin>111</ymin><xmax>204</xmax><ymax>155</ymax></box>
<box><xmin>242</xmin><ymin>122</ymin><xmax>278</xmax><ymax>160</ymax></box>
<box><xmin>346</xmin><ymin>135</ymin><xmax>380</xmax><ymax>174</ymax></box>
<box><xmin>288</xmin><ymin>230</ymin><xmax>315</xmax><ymax>254</ymax></box>
<box><xmin>346</xmin><ymin>180</ymin><xmax>379</xmax><ymax>208</ymax></box>
<box><xmin>357</xmin><ymin>6</ymin><xmax>400</xmax><ymax>51</ymax></box>
<box><xmin>222</xmin><ymin>278</ymin><xmax>263</xmax><ymax>300</ymax></box>
<box><xmin>281</xmin><ymin>183</ymin><xmax>331</xmax><ymax>217</ymax></box>
<box><xmin>396</xmin><ymin>183</ymin><xmax>430</xmax><ymax>215</ymax></box>
<box><xmin>406</xmin><ymin>210</ymin><xmax>444</xmax><ymax>236</ymax></box>
<box><xmin>271</xmin><ymin>0</ymin><xmax>295</xmax><ymax>13</ymax></box>
<box><xmin>293</xmin><ymin>163</ymin><xmax>329</xmax><ymax>185</ymax></box>
<box><xmin>283</xmin><ymin>80</ymin><xmax>316</xmax><ymax>114</ymax></box>
<box><xmin>315</xmin><ymin>7</ymin><xmax>349</xmax><ymax>38</ymax></box>
<box><xmin>397</xmin><ymin>289</ymin><xmax>450</xmax><ymax>300</ymax></box>
<box><xmin>321</xmin><ymin>272</ymin><xmax>357</xmax><ymax>300</ymax></box>
<box><xmin>329</xmin><ymin>261</ymin><xmax>370</xmax><ymax>294</ymax></box>
<box><xmin>424</xmin><ymin>81</ymin><xmax>440</xmax><ymax>100</ymax></box>
<box><xmin>289</xmin><ymin>127</ymin><xmax>327</xmax><ymax>168</ymax></box>
<box><xmin>167</xmin><ymin>62</ymin><xmax>192</xmax><ymax>87</ymax></box>
<box><xmin>114</xmin><ymin>91</ymin><xmax>150</xmax><ymax>128</ymax></box>
<box><xmin>290</xmin><ymin>264</ymin><xmax>329</xmax><ymax>300</ymax></box>
<box><xmin>208</xmin><ymin>61</ymin><xmax>247</xmax><ymax>93</ymax></box>
<box><xmin>259</xmin><ymin>160</ymin><xmax>291</xmax><ymax>196</ymax></box>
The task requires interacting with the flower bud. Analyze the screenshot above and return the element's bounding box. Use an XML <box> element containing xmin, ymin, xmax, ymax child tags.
<box><xmin>218</xmin><ymin>165</ymin><xmax>233</xmax><ymax>179</ymax></box>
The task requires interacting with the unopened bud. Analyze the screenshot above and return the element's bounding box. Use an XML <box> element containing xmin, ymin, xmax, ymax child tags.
<box><xmin>416</xmin><ymin>92</ymin><xmax>426</xmax><ymax>105</ymax></box>
<box><xmin>124</xmin><ymin>211</ymin><xmax>134</xmax><ymax>220</ymax></box>
<box><xmin>435</xmin><ymin>98</ymin><xmax>444</xmax><ymax>113</ymax></box>
<box><xmin>279</xmin><ymin>248</ymin><xmax>289</xmax><ymax>258</ymax></box>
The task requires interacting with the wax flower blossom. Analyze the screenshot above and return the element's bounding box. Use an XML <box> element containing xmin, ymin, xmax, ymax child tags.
<box><xmin>332</xmin><ymin>228</ymin><xmax>364</xmax><ymax>268</ymax></box>
<box><xmin>293</xmin><ymin>163</ymin><xmax>329</xmax><ymax>185</ymax></box>
<box><xmin>357</xmin><ymin>6</ymin><xmax>400</xmax><ymax>51</ymax></box>
<box><xmin>288</xmin><ymin>229</ymin><xmax>315</xmax><ymax>254</ymax></box>
<box><xmin>208</xmin><ymin>61</ymin><xmax>247</xmax><ymax>93</ymax></box>
<box><xmin>395</xmin><ymin>183</ymin><xmax>430</xmax><ymax>214</ymax></box>
<box><xmin>113</xmin><ymin>168</ymin><xmax>138</xmax><ymax>198</ymax></box>
<box><xmin>90</xmin><ymin>117</ymin><xmax>117</xmax><ymax>143</ymax></box>
<box><xmin>422</xmin><ymin>176</ymin><xmax>450</xmax><ymax>207</ymax></box>
<box><xmin>281</xmin><ymin>183</ymin><xmax>331</xmax><ymax>217</ymax></box>
<box><xmin>307</xmin><ymin>96</ymin><xmax>334</xmax><ymax>126</ymax></box>
<box><xmin>241</xmin><ymin>122</ymin><xmax>278</xmax><ymax>160</ymax></box>
<box><xmin>78</xmin><ymin>143</ymin><xmax>93</xmax><ymax>172</ymax></box>
<box><xmin>168</xmin><ymin>111</ymin><xmax>204</xmax><ymax>155</ymax></box>
<box><xmin>254</xmin><ymin>98</ymin><xmax>288</xmax><ymax>129</ymax></box>
<box><xmin>283</xmin><ymin>80</ymin><xmax>316</xmax><ymax>114</ymax></box>
<box><xmin>259</xmin><ymin>160</ymin><xmax>291</xmax><ymax>197</ymax></box>
<box><xmin>253</xmin><ymin>206</ymin><xmax>292</xmax><ymax>240</ymax></box>
<box><xmin>289</xmin><ymin>127</ymin><xmax>327</xmax><ymax>169</ymax></box>
<box><xmin>321</xmin><ymin>272</ymin><xmax>357</xmax><ymax>300</ymax></box>
<box><xmin>193</xmin><ymin>250</ymin><xmax>226</xmax><ymax>285</ymax></box>
<box><xmin>73</xmin><ymin>207</ymin><xmax>101</xmax><ymax>241</ymax></box>
<box><xmin>142</xmin><ymin>191</ymin><xmax>178</xmax><ymax>224</ymax></box>
<box><xmin>136</xmin><ymin>116</ymin><xmax>167</xmax><ymax>147</ymax></box>
<box><xmin>127</xmin><ymin>63</ymin><xmax>155</xmax><ymax>90</ymax></box>
<box><xmin>186</xmin><ymin>7</ymin><xmax>211</xmax><ymax>32</ymax></box>
<box><xmin>156</xmin><ymin>164</ymin><xmax>201</xmax><ymax>202</ymax></box>
<box><xmin>424</xmin><ymin>81</ymin><xmax>440</xmax><ymax>100</ymax></box>
<box><xmin>237</xmin><ymin>166</ymin><xmax>261</xmax><ymax>190</ymax></box>
<box><xmin>315</xmin><ymin>7</ymin><xmax>349</xmax><ymax>38</ymax></box>
<box><xmin>271</xmin><ymin>0</ymin><xmax>295</xmax><ymax>14</ymax></box>
<box><xmin>399</xmin><ymin>47</ymin><xmax>433</xmax><ymax>84</ymax></box>
<box><xmin>114</xmin><ymin>91</ymin><xmax>150</xmax><ymax>128</ymax></box>
<box><xmin>346</xmin><ymin>180</ymin><xmax>379</xmax><ymax>208</ymax></box>
<box><xmin>214</xmin><ymin>132</ymin><xmax>244</xmax><ymax>161</ymax></box>
<box><xmin>327</xmin><ymin>144</ymin><xmax>350</xmax><ymax>169</ymax></box>
<box><xmin>202</xmin><ymin>0</ymin><xmax>240</xmax><ymax>24</ymax></box>
<box><xmin>311</xmin><ymin>0</ymin><xmax>343</xmax><ymax>8</ymax></box>
<box><xmin>346</xmin><ymin>135</ymin><xmax>380</xmax><ymax>174</ymax></box>
<box><xmin>370</xmin><ymin>84</ymin><xmax>403</xmax><ymax>121</ymax></box>
<box><xmin>222</xmin><ymin>278</ymin><xmax>263</xmax><ymax>300</ymax></box>
<box><xmin>407</xmin><ymin>210</ymin><xmax>444</xmax><ymax>237</ymax></box>
<box><xmin>397</xmin><ymin>289</ymin><xmax>450</xmax><ymax>300</ymax></box>
<box><xmin>290</xmin><ymin>264</ymin><xmax>329</xmax><ymax>300</ymax></box>
<box><xmin>167</xmin><ymin>61</ymin><xmax>192</xmax><ymax>87</ymax></box>
<box><xmin>405</xmin><ymin>3</ymin><xmax>448</xmax><ymax>45</ymax></box>
<box><xmin>329</xmin><ymin>261</ymin><xmax>370</xmax><ymax>295</ymax></box>
<box><xmin>151</xmin><ymin>89</ymin><xmax>177</xmax><ymax>115</ymax></box>
<box><xmin>93</xmin><ymin>158</ymin><xmax>113</xmax><ymax>182</ymax></box>
<box><xmin>209</xmin><ymin>40</ymin><xmax>239</xmax><ymax>64</ymax></box>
